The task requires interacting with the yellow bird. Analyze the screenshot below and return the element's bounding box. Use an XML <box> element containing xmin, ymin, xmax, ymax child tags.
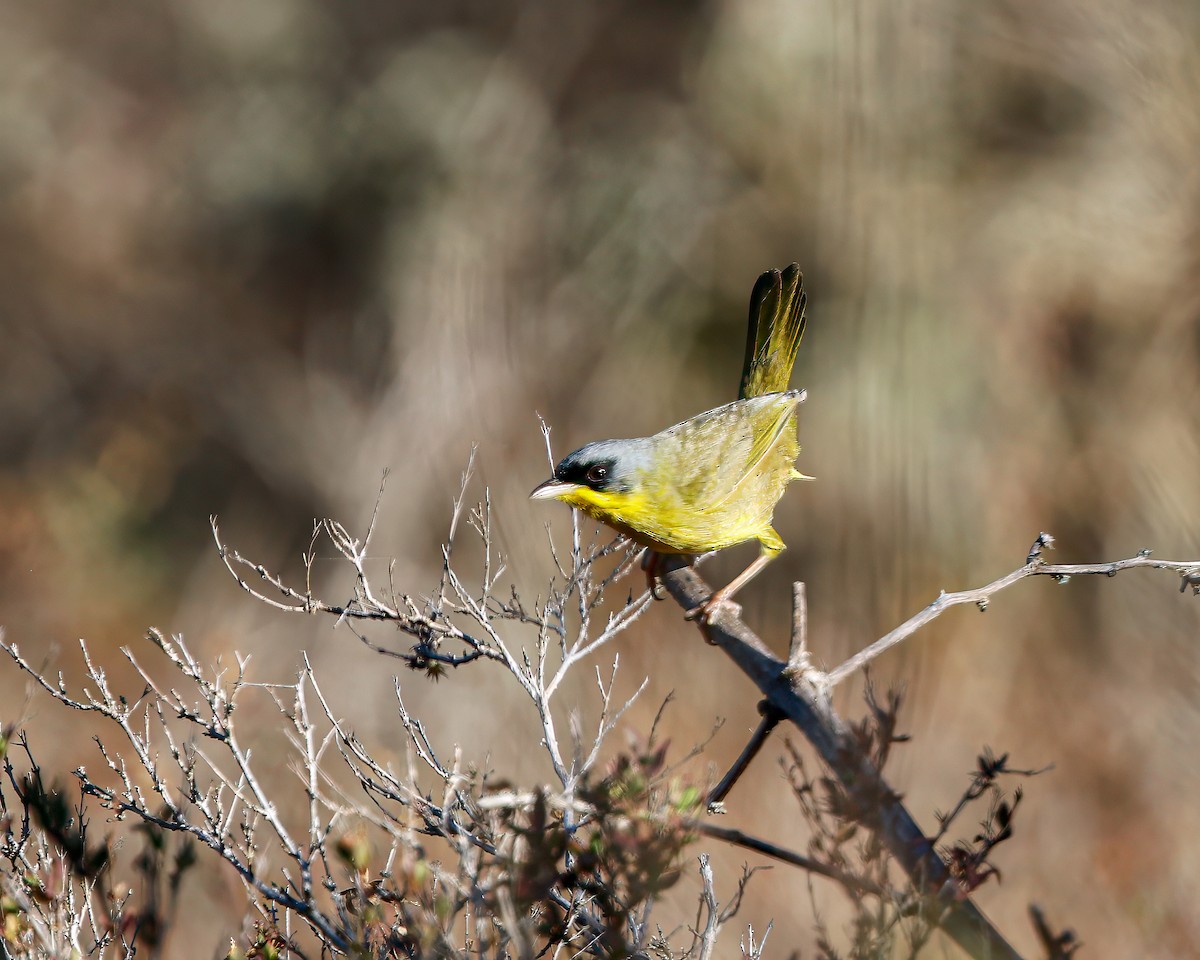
<box><xmin>530</xmin><ymin>264</ymin><xmax>810</xmax><ymax>622</ymax></box>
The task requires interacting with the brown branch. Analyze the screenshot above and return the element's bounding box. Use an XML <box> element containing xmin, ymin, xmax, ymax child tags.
<box><xmin>658</xmin><ymin>557</ymin><xmax>1023</xmax><ymax>960</ymax></box>
<box><xmin>705</xmin><ymin>702</ymin><xmax>781</xmax><ymax>811</ymax></box>
<box><xmin>693</xmin><ymin>822</ymin><xmax>886</xmax><ymax>899</ymax></box>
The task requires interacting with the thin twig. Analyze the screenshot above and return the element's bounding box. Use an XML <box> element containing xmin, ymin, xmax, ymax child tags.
<box><xmin>786</xmin><ymin>581</ymin><xmax>809</xmax><ymax>674</ymax></box>
<box><xmin>706</xmin><ymin>703</ymin><xmax>782</xmax><ymax>811</ymax></box>
<box><xmin>695</xmin><ymin>855</ymin><xmax>721</xmax><ymax>960</ymax></box>
<box><xmin>823</xmin><ymin>536</ymin><xmax>1200</xmax><ymax>688</ymax></box>
<box><xmin>693</xmin><ymin>822</ymin><xmax>886</xmax><ymax>898</ymax></box>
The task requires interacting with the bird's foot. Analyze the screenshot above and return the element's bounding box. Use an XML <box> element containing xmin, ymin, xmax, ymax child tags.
<box><xmin>641</xmin><ymin>549</ymin><xmax>667</xmax><ymax>600</ymax></box>
<box><xmin>684</xmin><ymin>595</ymin><xmax>741</xmax><ymax>625</ymax></box>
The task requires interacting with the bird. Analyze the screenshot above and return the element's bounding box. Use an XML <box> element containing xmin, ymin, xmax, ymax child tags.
<box><xmin>530</xmin><ymin>264</ymin><xmax>810</xmax><ymax>622</ymax></box>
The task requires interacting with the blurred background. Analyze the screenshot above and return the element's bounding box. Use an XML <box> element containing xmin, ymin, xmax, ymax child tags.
<box><xmin>2</xmin><ymin>0</ymin><xmax>1200</xmax><ymax>956</ymax></box>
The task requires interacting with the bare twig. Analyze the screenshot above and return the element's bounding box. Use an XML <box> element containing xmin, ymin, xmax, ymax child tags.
<box><xmin>706</xmin><ymin>703</ymin><xmax>782</xmax><ymax>811</ymax></box>
<box><xmin>824</xmin><ymin>535</ymin><xmax>1200</xmax><ymax>688</ymax></box>
<box><xmin>740</xmin><ymin>921</ymin><xmax>773</xmax><ymax>960</ymax></box>
<box><xmin>695</xmin><ymin>855</ymin><xmax>721</xmax><ymax>960</ymax></box>
<box><xmin>786</xmin><ymin>581</ymin><xmax>808</xmax><ymax>674</ymax></box>
<box><xmin>693</xmin><ymin>822</ymin><xmax>886</xmax><ymax>898</ymax></box>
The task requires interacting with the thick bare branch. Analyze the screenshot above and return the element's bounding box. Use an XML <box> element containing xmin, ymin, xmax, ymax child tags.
<box><xmin>659</xmin><ymin>557</ymin><xmax>1023</xmax><ymax>960</ymax></box>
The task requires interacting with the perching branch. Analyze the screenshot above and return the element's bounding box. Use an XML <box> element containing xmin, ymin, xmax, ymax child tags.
<box><xmin>662</xmin><ymin>530</ymin><xmax>1196</xmax><ymax>959</ymax></box>
<box><xmin>658</xmin><ymin>557</ymin><xmax>1023</xmax><ymax>960</ymax></box>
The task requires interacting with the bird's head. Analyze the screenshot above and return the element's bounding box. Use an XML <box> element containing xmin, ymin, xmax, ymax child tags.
<box><xmin>529</xmin><ymin>438</ymin><xmax>652</xmax><ymax>517</ymax></box>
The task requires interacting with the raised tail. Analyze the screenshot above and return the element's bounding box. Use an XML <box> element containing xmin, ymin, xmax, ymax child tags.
<box><xmin>738</xmin><ymin>263</ymin><xmax>807</xmax><ymax>400</ymax></box>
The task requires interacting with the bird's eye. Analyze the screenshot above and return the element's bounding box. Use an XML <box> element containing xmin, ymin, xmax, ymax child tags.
<box><xmin>586</xmin><ymin>464</ymin><xmax>608</xmax><ymax>485</ymax></box>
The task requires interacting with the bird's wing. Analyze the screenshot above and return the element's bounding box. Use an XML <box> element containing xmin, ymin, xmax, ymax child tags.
<box><xmin>700</xmin><ymin>393</ymin><xmax>800</xmax><ymax>511</ymax></box>
<box><xmin>656</xmin><ymin>394</ymin><xmax>799</xmax><ymax>518</ymax></box>
<box><xmin>739</xmin><ymin>264</ymin><xmax>807</xmax><ymax>400</ymax></box>
<box><xmin>741</xmin><ymin>393</ymin><xmax>801</xmax><ymax>478</ymax></box>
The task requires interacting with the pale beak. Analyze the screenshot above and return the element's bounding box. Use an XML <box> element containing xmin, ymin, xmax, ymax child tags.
<box><xmin>529</xmin><ymin>478</ymin><xmax>579</xmax><ymax>500</ymax></box>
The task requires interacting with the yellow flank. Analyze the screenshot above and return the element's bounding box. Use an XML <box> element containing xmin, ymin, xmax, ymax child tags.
<box><xmin>531</xmin><ymin>263</ymin><xmax>811</xmax><ymax>619</ymax></box>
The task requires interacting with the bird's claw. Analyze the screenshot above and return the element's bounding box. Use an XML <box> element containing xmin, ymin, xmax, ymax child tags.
<box><xmin>642</xmin><ymin>549</ymin><xmax>667</xmax><ymax>600</ymax></box>
<box><xmin>684</xmin><ymin>596</ymin><xmax>740</xmax><ymax>625</ymax></box>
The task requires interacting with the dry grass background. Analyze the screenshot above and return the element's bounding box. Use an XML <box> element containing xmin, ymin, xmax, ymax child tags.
<box><xmin>2</xmin><ymin>1</ymin><xmax>1200</xmax><ymax>956</ymax></box>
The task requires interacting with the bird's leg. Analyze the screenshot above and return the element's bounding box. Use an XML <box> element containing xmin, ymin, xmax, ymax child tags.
<box><xmin>685</xmin><ymin>546</ymin><xmax>780</xmax><ymax>623</ymax></box>
<box><xmin>641</xmin><ymin>548</ymin><xmax>667</xmax><ymax>600</ymax></box>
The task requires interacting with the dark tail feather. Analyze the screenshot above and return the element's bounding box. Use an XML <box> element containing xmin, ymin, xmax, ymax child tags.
<box><xmin>738</xmin><ymin>264</ymin><xmax>807</xmax><ymax>399</ymax></box>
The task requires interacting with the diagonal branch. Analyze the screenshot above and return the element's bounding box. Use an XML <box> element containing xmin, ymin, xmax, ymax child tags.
<box><xmin>658</xmin><ymin>558</ymin><xmax>1022</xmax><ymax>960</ymax></box>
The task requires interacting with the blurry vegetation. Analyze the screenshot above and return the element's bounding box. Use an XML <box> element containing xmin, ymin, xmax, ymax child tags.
<box><xmin>2</xmin><ymin>0</ymin><xmax>1200</xmax><ymax>956</ymax></box>
<box><xmin>0</xmin><ymin>615</ymin><xmax>1065</xmax><ymax>959</ymax></box>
